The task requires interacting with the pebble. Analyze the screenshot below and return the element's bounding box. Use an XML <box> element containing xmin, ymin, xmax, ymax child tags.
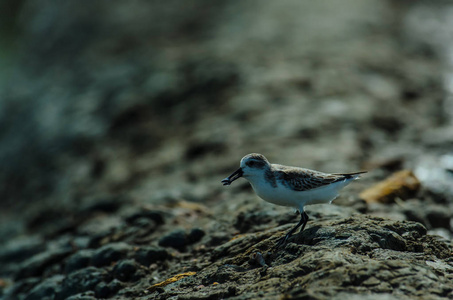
<box><xmin>94</xmin><ymin>279</ymin><xmax>123</xmax><ymax>298</ymax></box>
<box><xmin>64</xmin><ymin>249</ymin><xmax>96</xmax><ymax>274</ymax></box>
<box><xmin>133</xmin><ymin>246</ymin><xmax>169</xmax><ymax>266</ymax></box>
<box><xmin>24</xmin><ymin>275</ymin><xmax>65</xmax><ymax>300</ymax></box>
<box><xmin>158</xmin><ymin>228</ymin><xmax>206</xmax><ymax>249</ymax></box>
<box><xmin>124</xmin><ymin>209</ymin><xmax>165</xmax><ymax>225</ymax></box>
<box><xmin>158</xmin><ymin>229</ymin><xmax>188</xmax><ymax>249</ymax></box>
<box><xmin>4</xmin><ymin>278</ymin><xmax>43</xmax><ymax>300</ymax></box>
<box><xmin>188</xmin><ymin>228</ymin><xmax>205</xmax><ymax>243</ymax></box>
<box><xmin>65</xmin><ymin>292</ymin><xmax>97</xmax><ymax>300</ymax></box>
<box><xmin>249</xmin><ymin>252</ymin><xmax>268</xmax><ymax>268</ymax></box>
<box><xmin>0</xmin><ymin>236</ymin><xmax>45</xmax><ymax>264</ymax></box>
<box><xmin>94</xmin><ymin>282</ymin><xmax>110</xmax><ymax>299</ymax></box>
<box><xmin>113</xmin><ymin>259</ymin><xmax>137</xmax><ymax>282</ymax></box>
<box><xmin>15</xmin><ymin>247</ymin><xmax>73</xmax><ymax>280</ymax></box>
<box><xmin>58</xmin><ymin>267</ymin><xmax>107</xmax><ymax>299</ymax></box>
<box><xmin>79</xmin><ymin>196</ymin><xmax>124</xmax><ymax>214</ymax></box>
<box><xmin>426</xmin><ymin>206</ymin><xmax>451</xmax><ymax>230</ymax></box>
<box><xmin>79</xmin><ymin>216</ymin><xmax>124</xmax><ymax>248</ymax></box>
<box><xmin>91</xmin><ymin>242</ymin><xmax>131</xmax><ymax>267</ymax></box>
<box><xmin>131</xmin><ymin>217</ymin><xmax>155</xmax><ymax>228</ymax></box>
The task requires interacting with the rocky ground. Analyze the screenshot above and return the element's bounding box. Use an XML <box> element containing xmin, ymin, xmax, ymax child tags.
<box><xmin>1</xmin><ymin>1</ymin><xmax>453</xmax><ymax>299</ymax></box>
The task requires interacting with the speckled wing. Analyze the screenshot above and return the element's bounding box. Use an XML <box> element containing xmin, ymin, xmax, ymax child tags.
<box><xmin>276</xmin><ymin>168</ymin><xmax>347</xmax><ymax>192</ymax></box>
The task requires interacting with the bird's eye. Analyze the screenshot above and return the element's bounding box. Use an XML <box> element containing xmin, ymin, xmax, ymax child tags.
<box><xmin>247</xmin><ymin>161</ymin><xmax>256</xmax><ymax>167</ymax></box>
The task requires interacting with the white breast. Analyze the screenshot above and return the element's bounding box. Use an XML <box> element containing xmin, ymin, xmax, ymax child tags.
<box><xmin>247</xmin><ymin>176</ymin><xmax>352</xmax><ymax>212</ymax></box>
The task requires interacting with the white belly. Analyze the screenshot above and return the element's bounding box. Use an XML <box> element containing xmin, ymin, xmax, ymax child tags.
<box><xmin>248</xmin><ymin>178</ymin><xmax>350</xmax><ymax>211</ymax></box>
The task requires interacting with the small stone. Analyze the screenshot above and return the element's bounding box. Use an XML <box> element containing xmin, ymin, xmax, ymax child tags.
<box><xmin>113</xmin><ymin>259</ymin><xmax>137</xmax><ymax>282</ymax></box>
<box><xmin>80</xmin><ymin>216</ymin><xmax>124</xmax><ymax>248</ymax></box>
<box><xmin>71</xmin><ymin>236</ymin><xmax>91</xmax><ymax>249</ymax></box>
<box><xmin>23</xmin><ymin>275</ymin><xmax>64</xmax><ymax>300</ymax></box>
<box><xmin>79</xmin><ymin>196</ymin><xmax>124</xmax><ymax>214</ymax></box>
<box><xmin>133</xmin><ymin>246</ymin><xmax>169</xmax><ymax>266</ymax></box>
<box><xmin>132</xmin><ymin>217</ymin><xmax>155</xmax><ymax>228</ymax></box>
<box><xmin>95</xmin><ymin>279</ymin><xmax>123</xmax><ymax>298</ymax></box>
<box><xmin>94</xmin><ymin>282</ymin><xmax>110</xmax><ymax>299</ymax></box>
<box><xmin>108</xmin><ymin>279</ymin><xmax>123</xmax><ymax>293</ymax></box>
<box><xmin>403</xmin><ymin>208</ymin><xmax>427</xmax><ymax>228</ymax></box>
<box><xmin>362</xmin><ymin>276</ymin><xmax>381</xmax><ymax>286</ymax></box>
<box><xmin>188</xmin><ymin>228</ymin><xmax>205</xmax><ymax>244</ymax></box>
<box><xmin>91</xmin><ymin>242</ymin><xmax>131</xmax><ymax>267</ymax></box>
<box><xmin>125</xmin><ymin>209</ymin><xmax>165</xmax><ymax>225</ymax></box>
<box><xmin>65</xmin><ymin>292</ymin><xmax>97</xmax><ymax>300</ymax></box>
<box><xmin>359</xmin><ymin>170</ymin><xmax>420</xmax><ymax>204</ymax></box>
<box><xmin>0</xmin><ymin>236</ymin><xmax>45</xmax><ymax>264</ymax></box>
<box><xmin>65</xmin><ymin>250</ymin><xmax>95</xmax><ymax>274</ymax></box>
<box><xmin>2</xmin><ymin>278</ymin><xmax>41</xmax><ymax>300</ymax></box>
<box><xmin>58</xmin><ymin>267</ymin><xmax>107</xmax><ymax>299</ymax></box>
<box><xmin>426</xmin><ymin>206</ymin><xmax>451</xmax><ymax>230</ymax></box>
<box><xmin>15</xmin><ymin>247</ymin><xmax>72</xmax><ymax>280</ymax></box>
<box><xmin>158</xmin><ymin>229</ymin><xmax>188</xmax><ymax>249</ymax></box>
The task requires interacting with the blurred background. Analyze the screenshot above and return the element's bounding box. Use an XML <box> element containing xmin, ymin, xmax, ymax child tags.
<box><xmin>1</xmin><ymin>0</ymin><xmax>453</xmax><ymax>248</ymax></box>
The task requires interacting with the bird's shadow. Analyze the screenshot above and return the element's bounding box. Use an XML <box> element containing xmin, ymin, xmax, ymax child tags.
<box><xmin>292</xmin><ymin>225</ymin><xmax>325</xmax><ymax>246</ymax></box>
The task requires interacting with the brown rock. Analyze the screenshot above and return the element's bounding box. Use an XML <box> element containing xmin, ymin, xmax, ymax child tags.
<box><xmin>359</xmin><ymin>170</ymin><xmax>421</xmax><ymax>204</ymax></box>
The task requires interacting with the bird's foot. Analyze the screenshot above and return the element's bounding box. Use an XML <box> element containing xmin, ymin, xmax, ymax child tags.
<box><xmin>274</xmin><ymin>234</ymin><xmax>290</xmax><ymax>250</ymax></box>
<box><xmin>221</xmin><ymin>178</ymin><xmax>231</xmax><ymax>186</ymax></box>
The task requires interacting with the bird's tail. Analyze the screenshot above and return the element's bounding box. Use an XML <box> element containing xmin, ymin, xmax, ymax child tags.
<box><xmin>333</xmin><ymin>171</ymin><xmax>367</xmax><ymax>179</ymax></box>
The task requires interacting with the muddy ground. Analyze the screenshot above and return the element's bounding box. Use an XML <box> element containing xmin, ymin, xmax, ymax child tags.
<box><xmin>1</xmin><ymin>1</ymin><xmax>453</xmax><ymax>299</ymax></box>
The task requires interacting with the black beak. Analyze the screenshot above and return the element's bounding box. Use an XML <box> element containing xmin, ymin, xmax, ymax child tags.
<box><xmin>221</xmin><ymin>168</ymin><xmax>243</xmax><ymax>186</ymax></box>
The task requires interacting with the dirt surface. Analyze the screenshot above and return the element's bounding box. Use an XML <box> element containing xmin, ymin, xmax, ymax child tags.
<box><xmin>1</xmin><ymin>1</ymin><xmax>453</xmax><ymax>299</ymax></box>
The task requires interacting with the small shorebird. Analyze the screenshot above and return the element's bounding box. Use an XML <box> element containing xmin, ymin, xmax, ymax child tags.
<box><xmin>221</xmin><ymin>153</ymin><xmax>366</xmax><ymax>248</ymax></box>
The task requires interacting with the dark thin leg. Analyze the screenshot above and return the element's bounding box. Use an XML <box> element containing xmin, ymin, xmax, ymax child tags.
<box><xmin>298</xmin><ymin>211</ymin><xmax>309</xmax><ymax>233</ymax></box>
<box><xmin>275</xmin><ymin>211</ymin><xmax>309</xmax><ymax>248</ymax></box>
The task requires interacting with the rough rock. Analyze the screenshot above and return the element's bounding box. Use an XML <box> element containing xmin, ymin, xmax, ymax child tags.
<box><xmin>148</xmin><ymin>215</ymin><xmax>453</xmax><ymax>300</ymax></box>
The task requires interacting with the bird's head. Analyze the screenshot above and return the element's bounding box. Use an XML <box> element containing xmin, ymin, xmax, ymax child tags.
<box><xmin>221</xmin><ymin>153</ymin><xmax>270</xmax><ymax>185</ymax></box>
